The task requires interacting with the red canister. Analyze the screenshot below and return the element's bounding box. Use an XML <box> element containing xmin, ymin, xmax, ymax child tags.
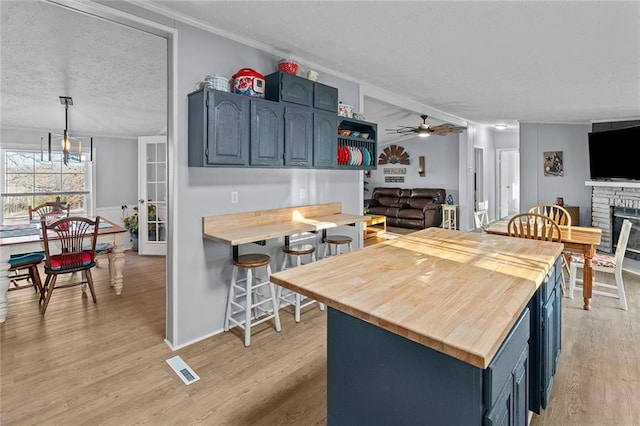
<box><xmin>232</xmin><ymin>68</ymin><xmax>265</xmax><ymax>98</ymax></box>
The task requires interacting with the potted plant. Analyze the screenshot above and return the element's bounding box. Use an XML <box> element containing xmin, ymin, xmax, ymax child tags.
<box><xmin>123</xmin><ymin>206</ymin><xmax>139</xmax><ymax>251</ymax></box>
<box><xmin>123</xmin><ymin>204</ymin><xmax>160</xmax><ymax>251</ymax></box>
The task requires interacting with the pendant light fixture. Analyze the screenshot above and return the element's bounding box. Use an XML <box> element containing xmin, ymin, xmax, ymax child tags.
<box><xmin>45</xmin><ymin>96</ymin><xmax>93</xmax><ymax>165</ymax></box>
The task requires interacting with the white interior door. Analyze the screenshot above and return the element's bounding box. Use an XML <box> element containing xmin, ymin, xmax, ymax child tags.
<box><xmin>499</xmin><ymin>149</ymin><xmax>520</xmax><ymax>219</ymax></box>
<box><xmin>138</xmin><ymin>136</ymin><xmax>167</xmax><ymax>255</ymax></box>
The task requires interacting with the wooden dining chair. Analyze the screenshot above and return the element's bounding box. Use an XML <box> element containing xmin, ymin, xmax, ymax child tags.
<box><xmin>568</xmin><ymin>219</ymin><xmax>632</xmax><ymax>310</ymax></box>
<box><xmin>28</xmin><ymin>197</ymin><xmax>70</xmax><ymax>222</ymax></box>
<box><xmin>528</xmin><ymin>204</ymin><xmax>571</xmax><ymax>227</ymax></box>
<box><xmin>473</xmin><ymin>209</ymin><xmax>489</xmax><ymax>231</ymax></box>
<box><xmin>529</xmin><ymin>204</ymin><xmax>572</xmax><ymax>292</ymax></box>
<box><xmin>508</xmin><ymin>212</ymin><xmax>565</xmax><ymax>294</ymax></box>
<box><xmin>5</xmin><ymin>198</ymin><xmax>67</xmax><ymax>292</ymax></box>
<box><xmin>507</xmin><ymin>212</ymin><xmax>562</xmax><ymax>242</ymax></box>
<box><xmin>8</xmin><ymin>252</ymin><xmax>44</xmax><ymax>295</ymax></box>
<box><xmin>40</xmin><ymin>216</ymin><xmax>101</xmax><ymax>315</ymax></box>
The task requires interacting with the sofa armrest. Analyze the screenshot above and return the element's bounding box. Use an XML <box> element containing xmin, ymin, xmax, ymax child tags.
<box><xmin>422</xmin><ymin>202</ymin><xmax>441</xmax><ymax>212</ymax></box>
<box><xmin>364</xmin><ymin>199</ymin><xmax>379</xmax><ymax>208</ymax></box>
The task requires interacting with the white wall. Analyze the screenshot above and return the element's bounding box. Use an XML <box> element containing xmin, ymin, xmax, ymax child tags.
<box><xmin>494</xmin><ymin>129</ymin><xmax>519</xmax><ymax>150</ymax></box>
<box><xmin>519</xmin><ymin>123</ymin><xmax>591</xmax><ymax>225</ymax></box>
<box><xmin>457</xmin><ymin>124</ymin><xmax>495</xmax><ymax>230</ymax></box>
<box><xmin>171</xmin><ymin>22</ymin><xmax>362</xmax><ymax>347</ymax></box>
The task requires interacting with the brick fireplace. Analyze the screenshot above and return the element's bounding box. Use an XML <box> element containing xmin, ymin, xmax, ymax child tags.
<box><xmin>588</xmin><ymin>181</ymin><xmax>640</xmax><ymax>254</ymax></box>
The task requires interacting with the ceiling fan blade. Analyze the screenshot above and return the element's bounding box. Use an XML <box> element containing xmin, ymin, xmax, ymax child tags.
<box><xmin>429</xmin><ymin>123</ymin><xmax>467</xmax><ymax>135</ymax></box>
<box><xmin>386</xmin><ymin>114</ymin><xmax>466</xmax><ymax>137</ymax></box>
<box><xmin>386</xmin><ymin>128</ymin><xmax>417</xmax><ymax>135</ymax></box>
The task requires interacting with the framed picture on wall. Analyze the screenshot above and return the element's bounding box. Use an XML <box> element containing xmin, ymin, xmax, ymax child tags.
<box><xmin>543</xmin><ymin>151</ymin><xmax>564</xmax><ymax>176</ymax></box>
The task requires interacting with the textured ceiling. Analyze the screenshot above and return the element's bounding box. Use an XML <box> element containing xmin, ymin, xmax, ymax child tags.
<box><xmin>0</xmin><ymin>1</ymin><xmax>167</xmax><ymax>138</ymax></box>
<box><xmin>1</xmin><ymin>1</ymin><xmax>639</xmax><ymax>142</ymax></box>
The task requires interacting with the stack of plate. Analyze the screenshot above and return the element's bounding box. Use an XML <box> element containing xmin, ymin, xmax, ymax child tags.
<box><xmin>336</xmin><ymin>146</ymin><xmax>373</xmax><ymax>166</ymax></box>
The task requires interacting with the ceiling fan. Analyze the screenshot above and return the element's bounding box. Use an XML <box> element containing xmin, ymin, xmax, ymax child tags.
<box><xmin>386</xmin><ymin>115</ymin><xmax>467</xmax><ymax>138</ymax></box>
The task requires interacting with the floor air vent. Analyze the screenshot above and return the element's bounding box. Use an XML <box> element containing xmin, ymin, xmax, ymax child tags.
<box><xmin>166</xmin><ymin>355</ymin><xmax>200</xmax><ymax>385</ymax></box>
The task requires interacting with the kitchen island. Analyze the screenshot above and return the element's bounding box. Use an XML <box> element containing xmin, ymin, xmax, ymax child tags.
<box><xmin>270</xmin><ymin>227</ymin><xmax>564</xmax><ymax>424</ymax></box>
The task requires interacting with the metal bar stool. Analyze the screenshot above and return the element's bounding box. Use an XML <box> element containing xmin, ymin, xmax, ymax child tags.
<box><xmin>224</xmin><ymin>253</ymin><xmax>281</xmax><ymax>346</ymax></box>
<box><xmin>277</xmin><ymin>243</ymin><xmax>324</xmax><ymax>322</ymax></box>
<box><xmin>322</xmin><ymin>234</ymin><xmax>353</xmax><ymax>258</ymax></box>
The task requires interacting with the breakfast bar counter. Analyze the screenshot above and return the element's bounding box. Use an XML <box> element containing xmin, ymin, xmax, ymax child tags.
<box><xmin>271</xmin><ymin>227</ymin><xmax>565</xmax><ymax>424</ymax></box>
<box><xmin>202</xmin><ymin>202</ymin><xmax>369</xmax><ymax>256</ymax></box>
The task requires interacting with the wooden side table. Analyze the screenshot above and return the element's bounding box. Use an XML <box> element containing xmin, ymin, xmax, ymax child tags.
<box><xmin>364</xmin><ymin>215</ymin><xmax>387</xmax><ymax>239</ymax></box>
<box><xmin>441</xmin><ymin>204</ymin><xmax>458</xmax><ymax>230</ymax></box>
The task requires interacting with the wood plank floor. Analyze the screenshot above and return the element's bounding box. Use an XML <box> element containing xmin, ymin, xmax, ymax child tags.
<box><xmin>1</xmin><ymin>251</ymin><xmax>639</xmax><ymax>424</ymax></box>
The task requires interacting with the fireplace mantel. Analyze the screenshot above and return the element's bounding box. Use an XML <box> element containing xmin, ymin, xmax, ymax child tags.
<box><xmin>586</xmin><ymin>180</ymin><xmax>640</xmax><ymax>189</ymax></box>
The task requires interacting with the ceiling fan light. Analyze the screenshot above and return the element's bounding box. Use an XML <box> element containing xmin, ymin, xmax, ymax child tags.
<box><xmin>419</xmin><ymin>132</ymin><xmax>430</xmax><ymax>138</ymax></box>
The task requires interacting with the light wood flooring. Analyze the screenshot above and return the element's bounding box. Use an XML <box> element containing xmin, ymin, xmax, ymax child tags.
<box><xmin>1</xmin><ymin>251</ymin><xmax>639</xmax><ymax>425</ymax></box>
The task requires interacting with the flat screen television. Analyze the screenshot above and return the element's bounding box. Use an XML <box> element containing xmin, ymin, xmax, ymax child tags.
<box><xmin>588</xmin><ymin>125</ymin><xmax>640</xmax><ymax>181</ymax></box>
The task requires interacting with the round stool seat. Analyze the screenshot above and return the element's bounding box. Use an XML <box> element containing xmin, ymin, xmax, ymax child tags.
<box><xmin>283</xmin><ymin>244</ymin><xmax>316</xmax><ymax>256</ymax></box>
<box><xmin>324</xmin><ymin>235</ymin><xmax>352</xmax><ymax>245</ymax></box>
<box><xmin>233</xmin><ymin>253</ymin><xmax>271</xmax><ymax>268</ymax></box>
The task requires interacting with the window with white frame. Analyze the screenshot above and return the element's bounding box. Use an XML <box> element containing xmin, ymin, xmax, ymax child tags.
<box><xmin>1</xmin><ymin>149</ymin><xmax>93</xmax><ymax>223</ymax></box>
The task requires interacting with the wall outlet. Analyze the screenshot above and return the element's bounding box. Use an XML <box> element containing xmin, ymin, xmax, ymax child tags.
<box><xmin>231</xmin><ymin>191</ymin><xmax>238</xmax><ymax>204</ymax></box>
<box><xmin>299</xmin><ymin>188</ymin><xmax>306</xmax><ymax>199</ymax></box>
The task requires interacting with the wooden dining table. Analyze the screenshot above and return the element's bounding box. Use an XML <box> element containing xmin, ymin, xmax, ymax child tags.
<box><xmin>0</xmin><ymin>217</ymin><xmax>127</xmax><ymax>322</ymax></box>
<box><xmin>486</xmin><ymin>219</ymin><xmax>602</xmax><ymax>310</ymax></box>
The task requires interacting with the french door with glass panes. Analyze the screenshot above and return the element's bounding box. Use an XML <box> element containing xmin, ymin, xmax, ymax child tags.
<box><xmin>138</xmin><ymin>136</ymin><xmax>167</xmax><ymax>255</ymax></box>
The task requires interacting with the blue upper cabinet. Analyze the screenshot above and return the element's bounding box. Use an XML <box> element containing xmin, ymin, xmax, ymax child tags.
<box><xmin>284</xmin><ymin>106</ymin><xmax>313</xmax><ymax>167</ymax></box>
<box><xmin>265</xmin><ymin>71</ymin><xmax>339</xmax><ymax>113</ymax></box>
<box><xmin>250</xmin><ymin>100</ymin><xmax>284</xmax><ymax>167</ymax></box>
<box><xmin>265</xmin><ymin>72</ymin><xmax>313</xmax><ymax>106</ymax></box>
<box><xmin>313</xmin><ymin>82</ymin><xmax>338</xmax><ymax>112</ymax></box>
<box><xmin>313</xmin><ymin>111</ymin><xmax>337</xmax><ymax>168</ymax></box>
<box><xmin>337</xmin><ymin>118</ymin><xmax>377</xmax><ymax>170</ymax></box>
<box><xmin>188</xmin><ymin>75</ymin><xmax>374</xmax><ymax>170</ymax></box>
<box><xmin>188</xmin><ymin>89</ymin><xmax>249</xmax><ymax>166</ymax></box>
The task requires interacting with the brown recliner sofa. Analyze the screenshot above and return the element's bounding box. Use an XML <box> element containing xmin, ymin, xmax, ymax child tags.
<box><xmin>365</xmin><ymin>187</ymin><xmax>446</xmax><ymax>229</ymax></box>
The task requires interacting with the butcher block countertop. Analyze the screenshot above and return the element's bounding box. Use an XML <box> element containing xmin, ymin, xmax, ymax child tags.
<box><xmin>270</xmin><ymin>227</ymin><xmax>564</xmax><ymax>369</ymax></box>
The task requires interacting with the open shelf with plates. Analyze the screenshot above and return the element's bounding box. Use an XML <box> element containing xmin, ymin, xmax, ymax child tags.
<box><xmin>337</xmin><ymin>118</ymin><xmax>377</xmax><ymax>170</ymax></box>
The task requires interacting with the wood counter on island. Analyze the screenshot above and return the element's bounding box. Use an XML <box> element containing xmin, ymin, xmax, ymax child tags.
<box><xmin>271</xmin><ymin>227</ymin><xmax>565</xmax><ymax>425</ymax></box>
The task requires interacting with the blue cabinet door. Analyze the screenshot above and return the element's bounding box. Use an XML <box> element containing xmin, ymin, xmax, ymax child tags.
<box><xmin>206</xmin><ymin>90</ymin><xmax>249</xmax><ymax>165</ymax></box>
<box><xmin>313</xmin><ymin>82</ymin><xmax>338</xmax><ymax>112</ymax></box>
<box><xmin>265</xmin><ymin>72</ymin><xmax>313</xmax><ymax>106</ymax></box>
<box><xmin>484</xmin><ymin>344</ymin><xmax>529</xmax><ymax>426</ymax></box>
<box><xmin>513</xmin><ymin>345</ymin><xmax>529</xmax><ymax>426</ymax></box>
<box><xmin>313</xmin><ymin>111</ymin><xmax>337</xmax><ymax>167</ymax></box>
<box><xmin>528</xmin><ymin>256</ymin><xmax>562</xmax><ymax>414</ymax></box>
<box><xmin>250</xmin><ymin>100</ymin><xmax>283</xmax><ymax>166</ymax></box>
<box><xmin>284</xmin><ymin>106</ymin><xmax>312</xmax><ymax>167</ymax></box>
<box><xmin>542</xmin><ymin>289</ymin><xmax>556</xmax><ymax>408</ymax></box>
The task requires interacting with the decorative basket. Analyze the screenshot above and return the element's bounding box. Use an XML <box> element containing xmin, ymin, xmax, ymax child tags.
<box><xmin>278</xmin><ymin>59</ymin><xmax>299</xmax><ymax>75</ymax></box>
<box><xmin>211</xmin><ymin>75</ymin><xmax>229</xmax><ymax>92</ymax></box>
